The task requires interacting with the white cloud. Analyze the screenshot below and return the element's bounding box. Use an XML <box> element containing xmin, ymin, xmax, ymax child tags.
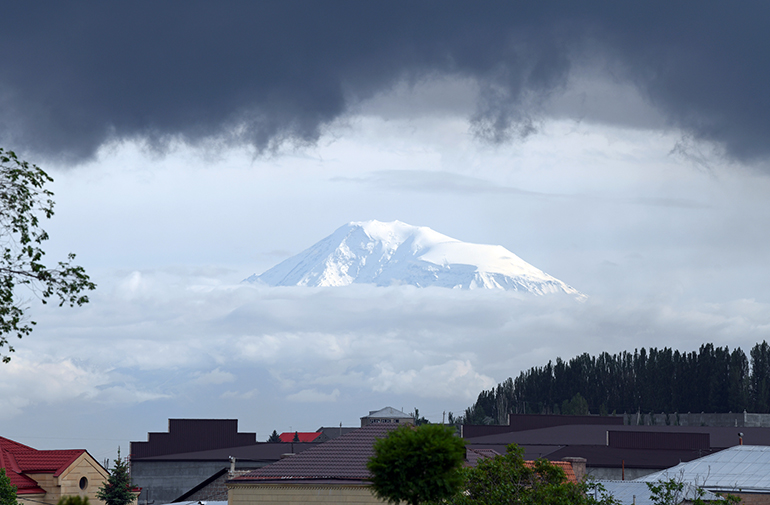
<box><xmin>3</xmin><ymin>111</ymin><xmax>770</xmax><ymax>459</ymax></box>
<box><xmin>287</xmin><ymin>388</ymin><xmax>341</xmax><ymax>403</ymax></box>
<box><xmin>370</xmin><ymin>360</ymin><xmax>496</xmax><ymax>399</ymax></box>
<box><xmin>221</xmin><ymin>388</ymin><xmax>259</xmax><ymax>400</ymax></box>
<box><xmin>0</xmin><ymin>356</ymin><xmax>167</xmax><ymax>418</ymax></box>
<box><xmin>192</xmin><ymin>368</ymin><xmax>236</xmax><ymax>385</ymax></box>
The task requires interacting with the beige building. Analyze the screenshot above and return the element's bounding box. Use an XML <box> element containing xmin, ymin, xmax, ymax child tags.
<box><xmin>0</xmin><ymin>435</ymin><xmax>124</xmax><ymax>505</ymax></box>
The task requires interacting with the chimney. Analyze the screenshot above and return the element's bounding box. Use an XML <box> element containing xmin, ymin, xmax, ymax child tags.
<box><xmin>561</xmin><ymin>457</ymin><xmax>587</xmax><ymax>482</ymax></box>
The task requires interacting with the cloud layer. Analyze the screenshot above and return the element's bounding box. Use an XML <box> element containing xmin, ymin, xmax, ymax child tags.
<box><xmin>2</xmin><ymin>2</ymin><xmax>770</xmax><ymax>164</ymax></box>
<box><xmin>4</xmin><ymin>273</ymin><xmax>768</xmax><ymax>454</ymax></box>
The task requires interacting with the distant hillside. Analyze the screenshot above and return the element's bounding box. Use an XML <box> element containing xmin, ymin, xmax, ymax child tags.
<box><xmin>463</xmin><ymin>342</ymin><xmax>770</xmax><ymax>425</ymax></box>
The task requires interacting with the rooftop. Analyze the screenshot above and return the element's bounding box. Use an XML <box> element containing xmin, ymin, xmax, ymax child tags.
<box><xmin>362</xmin><ymin>407</ymin><xmax>413</xmax><ymax>419</ymax></box>
<box><xmin>0</xmin><ymin>436</ymin><xmax>90</xmax><ymax>495</ymax></box>
<box><xmin>636</xmin><ymin>445</ymin><xmax>770</xmax><ymax>493</ymax></box>
<box><xmin>231</xmin><ymin>425</ymin><xmax>395</xmax><ymax>483</ymax></box>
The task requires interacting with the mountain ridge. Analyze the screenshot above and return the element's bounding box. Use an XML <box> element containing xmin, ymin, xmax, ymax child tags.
<box><xmin>245</xmin><ymin>220</ymin><xmax>583</xmax><ymax>298</ymax></box>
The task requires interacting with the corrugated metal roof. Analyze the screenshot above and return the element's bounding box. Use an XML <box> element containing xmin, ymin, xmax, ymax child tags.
<box><xmin>608</xmin><ymin>431</ymin><xmax>709</xmax><ymax>451</ymax></box>
<box><xmin>463</xmin><ymin>414</ymin><xmax>622</xmax><ymax>439</ymax></box>
<box><xmin>464</xmin><ymin>424</ymin><xmax>756</xmax><ymax>448</ymax></box>
<box><xmin>131</xmin><ymin>419</ymin><xmax>258</xmax><ymax>459</ymax></box>
<box><xmin>363</xmin><ymin>407</ymin><xmax>412</xmax><ymax>419</ymax></box>
<box><xmin>597</xmin><ymin>480</ymin><xmax>720</xmax><ymax>505</ymax></box>
<box><xmin>636</xmin><ymin>445</ymin><xmax>770</xmax><ymax>493</ymax></box>
<box><xmin>131</xmin><ymin>442</ymin><xmax>318</xmax><ymax>462</ymax></box>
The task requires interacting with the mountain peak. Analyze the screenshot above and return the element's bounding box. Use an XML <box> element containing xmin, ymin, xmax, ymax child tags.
<box><xmin>245</xmin><ymin>220</ymin><xmax>583</xmax><ymax>297</ymax></box>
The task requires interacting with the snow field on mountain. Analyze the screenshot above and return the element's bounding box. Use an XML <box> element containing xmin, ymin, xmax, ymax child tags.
<box><xmin>246</xmin><ymin>220</ymin><xmax>583</xmax><ymax>298</ymax></box>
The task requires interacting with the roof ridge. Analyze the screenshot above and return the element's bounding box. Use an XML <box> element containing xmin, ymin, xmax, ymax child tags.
<box><xmin>0</xmin><ymin>436</ymin><xmax>37</xmax><ymax>453</ymax></box>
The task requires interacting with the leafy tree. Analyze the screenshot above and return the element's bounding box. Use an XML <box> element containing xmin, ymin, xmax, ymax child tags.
<box><xmin>267</xmin><ymin>430</ymin><xmax>281</xmax><ymax>442</ymax></box>
<box><xmin>0</xmin><ymin>149</ymin><xmax>95</xmax><ymax>363</ymax></box>
<box><xmin>57</xmin><ymin>497</ymin><xmax>90</xmax><ymax>505</ymax></box>
<box><xmin>442</xmin><ymin>444</ymin><xmax>618</xmax><ymax>505</ymax></box>
<box><xmin>0</xmin><ymin>468</ymin><xmax>19</xmax><ymax>505</ymax></box>
<box><xmin>367</xmin><ymin>424</ymin><xmax>466</xmax><ymax>505</ymax></box>
<box><xmin>561</xmin><ymin>393</ymin><xmax>590</xmax><ymax>415</ymax></box>
<box><xmin>646</xmin><ymin>477</ymin><xmax>740</xmax><ymax>505</ymax></box>
<box><xmin>97</xmin><ymin>448</ymin><xmax>135</xmax><ymax>505</ymax></box>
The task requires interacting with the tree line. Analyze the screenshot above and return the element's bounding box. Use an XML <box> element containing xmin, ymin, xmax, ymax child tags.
<box><xmin>463</xmin><ymin>342</ymin><xmax>770</xmax><ymax>425</ymax></box>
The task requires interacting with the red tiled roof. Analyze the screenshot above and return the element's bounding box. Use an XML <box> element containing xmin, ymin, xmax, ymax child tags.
<box><xmin>278</xmin><ymin>432</ymin><xmax>321</xmax><ymax>443</ymax></box>
<box><xmin>12</xmin><ymin>450</ymin><xmax>85</xmax><ymax>475</ymax></box>
<box><xmin>233</xmin><ymin>425</ymin><xmax>396</xmax><ymax>482</ymax></box>
<box><xmin>0</xmin><ymin>436</ymin><xmax>87</xmax><ymax>494</ymax></box>
<box><xmin>0</xmin><ymin>437</ymin><xmax>35</xmax><ymax>453</ymax></box>
<box><xmin>524</xmin><ymin>460</ymin><xmax>578</xmax><ymax>484</ymax></box>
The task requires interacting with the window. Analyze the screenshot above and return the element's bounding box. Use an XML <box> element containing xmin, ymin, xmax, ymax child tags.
<box><xmin>79</xmin><ymin>477</ymin><xmax>88</xmax><ymax>490</ymax></box>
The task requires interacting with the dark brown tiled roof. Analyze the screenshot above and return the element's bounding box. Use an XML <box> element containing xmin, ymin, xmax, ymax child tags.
<box><xmin>231</xmin><ymin>425</ymin><xmax>395</xmax><ymax>482</ymax></box>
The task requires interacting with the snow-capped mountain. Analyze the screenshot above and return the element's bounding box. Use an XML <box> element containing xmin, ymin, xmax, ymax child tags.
<box><xmin>245</xmin><ymin>220</ymin><xmax>583</xmax><ymax>297</ymax></box>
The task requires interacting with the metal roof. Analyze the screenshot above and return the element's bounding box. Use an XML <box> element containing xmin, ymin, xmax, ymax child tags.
<box><xmin>362</xmin><ymin>406</ymin><xmax>412</xmax><ymax>419</ymax></box>
<box><xmin>131</xmin><ymin>419</ymin><xmax>258</xmax><ymax>459</ymax></box>
<box><xmin>596</xmin><ymin>480</ymin><xmax>720</xmax><ymax>505</ymax></box>
<box><xmin>636</xmin><ymin>445</ymin><xmax>770</xmax><ymax>493</ymax></box>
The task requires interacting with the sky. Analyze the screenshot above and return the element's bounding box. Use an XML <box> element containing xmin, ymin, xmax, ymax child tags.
<box><xmin>1</xmin><ymin>2</ymin><xmax>770</xmax><ymax>464</ymax></box>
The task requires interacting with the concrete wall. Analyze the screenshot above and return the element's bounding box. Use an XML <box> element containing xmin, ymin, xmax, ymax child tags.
<box><xmin>228</xmin><ymin>483</ymin><xmax>387</xmax><ymax>505</ymax></box>
<box><xmin>184</xmin><ymin>472</ymin><xmax>229</xmax><ymax>501</ymax></box>
<box><xmin>132</xmin><ymin>460</ymin><xmax>267</xmax><ymax>504</ymax></box>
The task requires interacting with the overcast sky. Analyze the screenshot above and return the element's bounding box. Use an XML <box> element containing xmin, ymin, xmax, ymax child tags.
<box><xmin>1</xmin><ymin>2</ymin><xmax>770</xmax><ymax>464</ymax></box>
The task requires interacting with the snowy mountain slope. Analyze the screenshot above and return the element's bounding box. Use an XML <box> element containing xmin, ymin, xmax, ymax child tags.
<box><xmin>244</xmin><ymin>220</ymin><xmax>583</xmax><ymax>297</ymax></box>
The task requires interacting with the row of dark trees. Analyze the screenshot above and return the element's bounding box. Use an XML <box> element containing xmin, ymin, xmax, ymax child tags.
<box><xmin>463</xmin><ymin>342</ymin><xmax>770</xmax><ymax>425</ymax></box>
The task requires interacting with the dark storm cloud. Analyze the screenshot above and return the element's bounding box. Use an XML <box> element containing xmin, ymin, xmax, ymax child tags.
<box><xmin>1</xmin><ymin>2</ymin><xmax>769</xmax><ymax>163</ymax></box>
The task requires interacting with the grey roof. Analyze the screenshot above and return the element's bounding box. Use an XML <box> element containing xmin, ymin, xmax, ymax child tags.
<box><xmin>362</xmin><ymin>407</ymin><xmax>412</xmax><ymax>419</ymax></box>
<box><xmin>636</xmin><ymin>445</ymin><xmax>770</xmax><ymax>494</ymax></box>
<box><xmin>596</xmin><ymin>480</ymin><xmax>720</xmax><ymax>505</ymax></box>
